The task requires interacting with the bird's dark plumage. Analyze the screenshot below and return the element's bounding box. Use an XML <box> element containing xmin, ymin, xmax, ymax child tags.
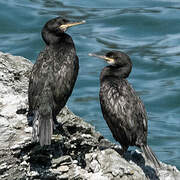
<box><xmin>28</xmin><ymin>17</ymin><xmax>85</xmax><ymax>146</ymax></box>
<box><xmin>89</xmin><ymin>51</ymin><xmax>161</xmax><ymax>169</ymax></box>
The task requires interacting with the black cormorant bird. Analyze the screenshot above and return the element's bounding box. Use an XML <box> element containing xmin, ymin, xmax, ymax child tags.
<box><xmin>28</xmin><ymin>17</ymin><xmax>85</xmax><ymax>146</ymax></box>
<box><xmin>89</xmin><ymin>51</ymin><xmax>161</xmax><ymax>169</ymax></box>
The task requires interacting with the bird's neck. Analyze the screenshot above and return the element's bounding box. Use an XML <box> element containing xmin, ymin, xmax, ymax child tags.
<box><xmin>50</xmin><ymin>35</ymin><xmax>75</xmax><ymax>51</ymax></box>
<box><xmin>42</xmin><ymin>30</ymin><xmax>74</xmax><ymax>48</ymax></box>
<box><xmin>100</xmin><ymin>64</ymin><xmax>132</xmax><ymax>82</ymax></box>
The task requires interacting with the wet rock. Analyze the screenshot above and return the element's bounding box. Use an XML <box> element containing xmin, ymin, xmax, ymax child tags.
<box><xmin>0</xmin><ymin>51</ymin><xmax>180</xmax><ymax>180</ymax></box>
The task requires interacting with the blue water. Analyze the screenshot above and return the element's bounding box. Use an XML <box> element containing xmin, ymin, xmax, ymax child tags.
<box><xmin>0</xmin><ymin>0</ymin><xmax>180</xmax><ymax>169</ymax></box>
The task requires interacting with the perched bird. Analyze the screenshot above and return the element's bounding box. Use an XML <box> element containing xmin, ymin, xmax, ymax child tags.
<box><xmin>89</xmin><ymin>51</ymin><xmax>161</xmax><ymax>169</ymax></box>
<box><xmin>28</xmin><ymin>17</ymin><xmax>85</xmax><ymax>146</ymax></box>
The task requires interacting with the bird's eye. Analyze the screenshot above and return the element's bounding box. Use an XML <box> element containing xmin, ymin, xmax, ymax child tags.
<box><xmin>62</xmin><ymin>19</ymin><xmax>69</xmax><ymax>24</ymax></box>
<box><xmin>106</xmin><ymin>52</ymin><xmax>114</xmax><ymax>58</ymax></box>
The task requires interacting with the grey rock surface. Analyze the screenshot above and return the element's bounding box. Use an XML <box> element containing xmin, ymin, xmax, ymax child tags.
<box><xmin>0</xmin><ymin>51</ymin><xmax>180</xmax><ymax>180</ymax></box>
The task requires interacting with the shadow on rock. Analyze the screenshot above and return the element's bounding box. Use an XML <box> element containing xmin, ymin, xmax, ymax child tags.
<box><xmin>13</xmin><ymin>111</ymin><xmax>100</xmax><ymax>179</ymax></box>
<box><xmin>124</xmin><ymin>150</ymin><xmax>160</xmax><ymax>180</ymax></box>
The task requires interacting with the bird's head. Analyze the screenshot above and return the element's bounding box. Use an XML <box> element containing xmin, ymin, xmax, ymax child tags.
<box><xmin>42</xmin><ymin>17</ymin><xmax>85</xmax><ymax>45</ymax></box>
<box><xmin>89</xmin><ymin>51</ymin><xmax>132</xmax><ymax>67</ymax></box>
<box><xmin>89</xmin><ymin>51</ymin><xmax>132</xmax><ymax>78</ymax></box>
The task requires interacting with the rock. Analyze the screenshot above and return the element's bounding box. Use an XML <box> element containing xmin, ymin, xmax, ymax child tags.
<box><xmin>58</xmin><ymin>165</ymin><xmax>69</xmax><ymax>173</ymax></box>
<box><xmin>52</xmin><ymin>156</ymin><xmax>72</xmax><ymax>168</ymax></box>
<box><xmin>0</xmin><ymin>51</ymin><xmax>180</xmax><ymax>180</ymax></box>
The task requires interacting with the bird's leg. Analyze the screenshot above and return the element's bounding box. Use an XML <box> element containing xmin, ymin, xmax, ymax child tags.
<box><xmin>116</xmin><ymin>145</ymin><xmax>128</xmax><ymax>156</ymax></box>
<box><xmin>52</xmin><ymin>111</ymin><xmax>64</xmax><ymax>135</ymax></box>
<box><xmin>111</xmin><ymin>144</ymin><xmax>128</xmax><ymax>156</ymax></box>
<box><xmin>52</xmin><ymin>110</ymin><xmax>60</xmax><ymax>128</ymax></box>
<box><xmin>121</xmin><ymin>145</ymin><xmax>128</xmax><ymax>154</ymax></box>
<box><xmin>53</xmin><ymin>116</ymin><xmax>60</xmax><ymax>130</ymax></box>
<box><xmin>27</xmin><ymin>111</ymin><xmax>34</xmax><ymax>126</ymax></box>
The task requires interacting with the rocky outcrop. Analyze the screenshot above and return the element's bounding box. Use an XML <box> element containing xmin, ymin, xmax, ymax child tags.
<box><xmin>0</xmin><ymin>51</ymin><xmax>179</xmax><ymax>180</ymax></box>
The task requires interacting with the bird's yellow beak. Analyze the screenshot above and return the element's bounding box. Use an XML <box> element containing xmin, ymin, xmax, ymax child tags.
<box><xmin>60</xmin><ymin>20</ymin><xmax>86</xmax><ymax>29</ymax></box>
<box><xmin>88</xmin><ymin>53</ymin><xmax>115</xmax><ymax>63</ymax></box>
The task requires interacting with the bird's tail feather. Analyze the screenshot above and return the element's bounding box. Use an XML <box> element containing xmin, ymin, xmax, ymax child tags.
<box><xmin>32</xmin><ymin>110</ymin><xmax>53</xmax><ymax>146</ymax></box>
<box><xmin>141</xmin><ymin>144</ymin><xmax>161</xmax><ymax>169</ymax></box>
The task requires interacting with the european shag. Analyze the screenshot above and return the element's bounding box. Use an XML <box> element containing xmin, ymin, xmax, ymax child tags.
<box><xmin>28</xmin><ymin>17</ymin><xmax>85</xmax><ymax>146</ymax></box>
<box><xmin>89</xmin><ymin>51</ymin><xmax>161</xmax><ymax>169</ymax></box>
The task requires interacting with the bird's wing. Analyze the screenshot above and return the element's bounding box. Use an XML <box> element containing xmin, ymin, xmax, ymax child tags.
<box><xmin>116</xmin><ymin>80</ymin><xmax>148</xmax><ymax>133</ymax></box>
<box><xmin>100</xmin><ymin>79</ymin><xmax>147</xmax><ymax>137</ymax></box>
<box><xmin>52</xmin><ymin>53</ymin><xmax>79</xmax><ymax>103</ymax></box>
<box><xmin>28</xmin><ymin>51</ymin><xmax>52</xmax><ymax>110</ymax></box>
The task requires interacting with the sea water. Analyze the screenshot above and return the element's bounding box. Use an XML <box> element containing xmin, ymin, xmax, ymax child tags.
<box><xmin>0</xmin><ymin>0</ymin><xmax>180</xmax><ymax>169</ymax></box>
